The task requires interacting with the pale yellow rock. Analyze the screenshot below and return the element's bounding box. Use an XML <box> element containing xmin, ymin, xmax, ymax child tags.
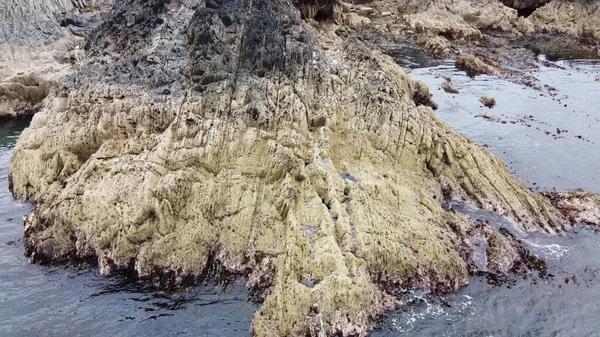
<box><xmin>531</xmin><ymin>1</ymin><xmax>600</xmax><ymax>42</ymax></box>
<box><xmin>10</xmin><ymin>12</ymin><xmax>568</xmax><ymax>337</ymax></box>
<box><xmin>343</xmin><ymin>13</ymin><xmax>371</xmax><ymax>27</ymax></box>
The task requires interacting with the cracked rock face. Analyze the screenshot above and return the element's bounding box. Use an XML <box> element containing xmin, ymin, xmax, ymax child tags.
<box><xmin>9</xmin><ymin>0</ymin><xmax>574</xmax><ymax>335</ymax></box>
<box><xmin>0</xmin><ymin>0</ymin><xmax>111</xmax><ymax>118</ymax></box>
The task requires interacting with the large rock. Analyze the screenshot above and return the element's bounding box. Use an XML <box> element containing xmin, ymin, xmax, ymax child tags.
<box><xmin>9</xmin><ymin>0</ymin><xmax>572</xmax><ymax>335</ymax></box>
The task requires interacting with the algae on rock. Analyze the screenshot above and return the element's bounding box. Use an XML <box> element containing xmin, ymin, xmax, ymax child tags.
<box><xmin>10</xmin><ymin>0</ymin><xmax>570</xmax><ymax>335</ymax></box>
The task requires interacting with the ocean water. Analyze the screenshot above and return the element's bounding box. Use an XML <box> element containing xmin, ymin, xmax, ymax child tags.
<box><xmin>372</xmin><ymin>58</ymin><xmax>600</xmax><ymax>336</ymax></box>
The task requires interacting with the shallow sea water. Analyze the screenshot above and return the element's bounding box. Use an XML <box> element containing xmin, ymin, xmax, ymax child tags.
<box><xmin>371</xmin><ymin>58</ymin><xmax>600</xmax><ymax>336</ymax></box>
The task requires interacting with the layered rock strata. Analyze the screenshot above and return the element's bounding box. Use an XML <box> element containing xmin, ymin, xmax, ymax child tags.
<box><xmin>7</xmin><ymin>0</ymin><xmax>588</xmax><ymax>335</ymax></box>
<box><xmin>0</xmin><ymin>0</ymin><xmax>111</xmax><ymax>118</ymax></box>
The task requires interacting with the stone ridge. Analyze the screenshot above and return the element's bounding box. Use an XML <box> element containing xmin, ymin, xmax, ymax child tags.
<box><xmin>9</xmin><ymin>0</ymin><xmax>574</xmax><ymax>335</ymax></box>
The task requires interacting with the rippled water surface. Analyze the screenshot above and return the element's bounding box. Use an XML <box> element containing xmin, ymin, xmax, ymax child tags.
<box><xmin>0</xmin><ymin>119</ymin><xmax>256</xmax><ymax>337</ymax></box>
<box><xmin>410</xmin><ymin>57</ymin><xmax>600</xmax><ymax>193</ymax></box>
<box><xmin>372</xmin><ymin>58</ymin><xmax>600</xmax><ymax>336</ymax></box>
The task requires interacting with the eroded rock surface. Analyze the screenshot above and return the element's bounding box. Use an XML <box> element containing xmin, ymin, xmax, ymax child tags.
<box><xmin>544</xmin><ymin>189</ymin><xmax>600</xmax><ymax>225</ymax></box>
<box><xmin>7</xmin><ymin>0</ymin><xmax>586</xmax><ymax>335</ymax></box>
<box><xmin>400</xmin><ymin>0</ymin><xmax>600</xmax><ymax>41</ymax></box>
<box><xmin>0</xmin><ymin>0</ymin><xmax>111</xmax><ymax>118</ymax></box>
<box><xmin>393</xmin><ymin>0</ymin><xmax>600</xmax><ymax>76</ymax></box>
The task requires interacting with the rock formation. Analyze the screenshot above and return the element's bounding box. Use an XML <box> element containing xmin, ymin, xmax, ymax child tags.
<box><xmin>0</xmin><ymin>0</ymin><xmax>111</xmax><ymax>118</ymax></box>
<box><xmin>399</xmin><ymin>0</ymin><xmax>600</xmax><ymax>40</ymax></box>
<box><xmin>397</xmin><ymin>0</ymin><xmax>600</xmax><ymax>67</ymax></box>
<box><xmin>7</xmin><ymin>0</ymin><xmax>597</xmax><ymax>336</ymax></box>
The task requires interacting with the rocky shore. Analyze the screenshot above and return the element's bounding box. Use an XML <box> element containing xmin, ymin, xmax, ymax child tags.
<box><xmin>4</xmin><ymin>0</ymin><xmax>600</xmax><ymax>336</ymax></box>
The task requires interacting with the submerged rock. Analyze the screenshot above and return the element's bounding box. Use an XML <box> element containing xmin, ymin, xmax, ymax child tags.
<box><xmin>441</xmin><ymin>80</ymin><xmax>460</xmax><ymax>94</ymax></box>
<box><xmin>480</xmin><ymin>96</ymin><xmax>497</xmax><ymax>107</ymax></box>
<box><xmin>6</xmin><ymin>0</ymin><xmax>583</xmax><ymax>335</ymax></box>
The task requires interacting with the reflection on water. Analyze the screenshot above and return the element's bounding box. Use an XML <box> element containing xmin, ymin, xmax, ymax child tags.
<box><xmin>409</xmin><ymin>57</ymin><xmax>600</xmax><ymax>193</ymax></box>
<box><xmin>0</xmin><ymin>119</ymin><xmax>257</xmax><ymax>337</ymax></box>
<box><xmin>526</xmin><ymin>38</ymin><xmax>600</xmax><ymax>61</ymax></box>
<box><xmin>373</xmin><ymin>59</ymin><xmax>600</xmax><ymax>336</ymax></box>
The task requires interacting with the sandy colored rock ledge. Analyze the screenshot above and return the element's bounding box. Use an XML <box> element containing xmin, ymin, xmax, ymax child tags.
<box><xmin>8</xmin><ymin>0</ymin><xmax>580</xmax><ymax>335</ymax></box>
<box><xmin>400</xmin><ymin>0</ymin><xmax>600</xmax><ymax>43</ymax></box>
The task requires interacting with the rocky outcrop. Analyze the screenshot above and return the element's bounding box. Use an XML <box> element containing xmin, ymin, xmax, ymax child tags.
<box><xmin>544</xmin><ymin>189</ymin><xmax>600</xmax><ymax>225</ymax></box>
<box><xmin>396</xmin><ymin>0</ymin><xmax>600</xmax><ymax>70</ymax></box>
<box><xmin>530</xmin><ymin>1</ymin><xmax>600</xmax><ymax>43</ymax></box>
<box><xmin>455</xmin><ymin>54</ymin><xmax>500</xmax><ymax>77</ymax></box>
<box><xmin>7</xmin><ymin>0</ymin><xmax>581</xmax><ymax>336</ymax></box>
<box><xmin>400</xmin><ymin>0</ymin><xmax>600</xmax><ymax>40</ymax></box>
<box><xmin>0</xmin><ymin>0</ymin><xmax>111</xmax><ymax>118</ymax></box>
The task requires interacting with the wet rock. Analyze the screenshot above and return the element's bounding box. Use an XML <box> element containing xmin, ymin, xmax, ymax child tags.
<box><xmin>543</xmin><ymin>189</ymin><xmax>600</xmax><ymax>226</ymax></box>
<box><xmin>455</xmin><ymin>54</ymin><xmax>499</xmax><ymax>77</ymax></box>
<box><xmin>7</xmin><ymin>0</ymin><xmax>572</xmax><ymax>335</ymax></box>
<box><xmin>441</xmin><ymin>80</ymin><xmax>460</xmax><ymax>94</ymax></box>
<box><xmin>480</xmin><ymin>96</ymin><xmax>496</xmax><ymax>108</ymax></box>
<box><xmin>486</xmin><ymin>231</ymin><xmax>522</xmax><ymax>273</ymax></box>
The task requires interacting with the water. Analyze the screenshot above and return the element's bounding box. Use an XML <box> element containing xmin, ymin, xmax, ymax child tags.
<box><xmin>0</xmin><ymin>119</ymin><xmax>257</xmax><ymax>337</ymax></box>
<box><xmin>373</xmin><ymin>224</ymin><xmax>600</xmax><ymax>337</ymax></box>
<box><xmin>372</xmin><ymin>59</ymin><xmax>600</xmax><ymax>336</ymax></box>
<box><xmin>409</xmin><ymin>57</ymin><xmax>600</xmax><ymax>193</ymax></box>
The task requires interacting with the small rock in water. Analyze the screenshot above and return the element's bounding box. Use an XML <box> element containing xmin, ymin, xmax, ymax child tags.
<box><xmin>6</xmin><ymin>240</ymin><xmax>15</xmax><ymax>246</ymax></box>
<box><xmin>480</xmin><ymin>96</ymin><xmax>496</xmax><ymax>108</ymax></box>
<box><xmin>441</xmin><ymin>80</ymin><xmax>459</xmax><ymax>94</ymax></box>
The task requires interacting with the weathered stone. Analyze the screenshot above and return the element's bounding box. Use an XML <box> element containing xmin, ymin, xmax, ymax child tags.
<box><xmin>544</xmin><ymin>189</ymin><xmax>600</xmax><ymax>225</ymax></box>
<box><xmin>480</xmin><ymin>96</ymin><xmax>496</xmax><ymax>107</ymax></box>
<box><xmin>6</xmin><ymin>0</ymin><xmax>584</xmax><ymax>336</ymax></box>
<box><xmin>441</xmin><ymin>80</ymin><xmax>460</xmax><ymax>94</ymax></box>
<box><xmin>0</xmin><ymin>0</ymin><xmax>111</xmax><ymax>118</ymax></box>
<box><xmin>399</xmin><ymin>0</ymin><xmax>600</xmax><ymax>56</ymax></box>
<box><xmin>456</xmin><ymin>54</ymin><xmax>500</xmax><ymax>77</ymax></box>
